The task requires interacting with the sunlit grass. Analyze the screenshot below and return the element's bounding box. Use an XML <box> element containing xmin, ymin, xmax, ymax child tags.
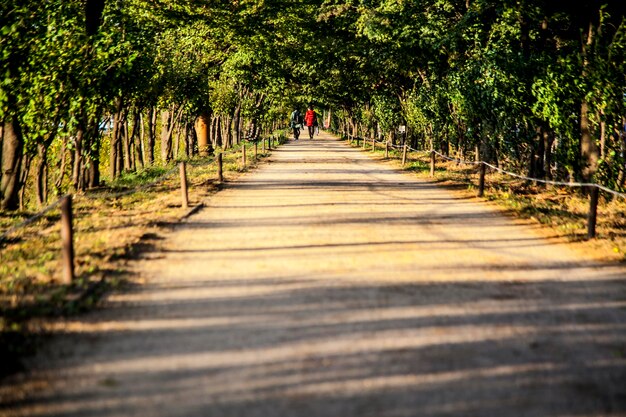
<box><xmin>349</xmin><ymin>137</ymin><xmax>626</xmax><ymax>262</ymax></box>
<box><xmin>0</xmin><ymin>143</ymin><xmax>275</xmax><ymax>330</ymax></box>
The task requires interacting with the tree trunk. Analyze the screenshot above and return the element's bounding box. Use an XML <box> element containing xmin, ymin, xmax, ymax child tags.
<box><xmin>529</xmin><ymin>125</ymin><xmax>546</xmax><ymax>180</ymax></box>
<box><xmin>222</xmin><ymin>115</ymin><xmax>230</xmax><ymax>147</ymax></box>
<box><xmin>580</xmin><ymin>20</ymin><xmax>599</xmax><ymax>183</ymax></box>
<box><xmin>72</xmin><ymin>126</ymin><xmax>84</xmax><ymax>191</ymax></box>
<box><xmin>116</xmin><ymin>116</ymin><xmax>124</xmax><ymax>176</ymax></box>
<box><xmin>130</xmin><ymin>109</ymin><xmax>144</xmax><ymax>170</ymax></box>
<box><xmin>185</xmin><ymin>122</ymin><xmax>194</xmax><ymax>157</ymax></box>
<box><xmin>110</xmin><ymin>107</ymin><xmax>122</xmax><ymax>179</ymax></box>
<box><xmin>225</xmin><ymin>114</ymin><xmax>233</xmax><ymax>149</ymax></box>
<box><xmin>173</xmin><ymin>124</ymin><xmax>180</xmax><ymax>160</ymax></box>
<box><xmin>86</xmin><ymin>115</ymin><xmax>101</xmax><ymax>189</ymax></box>
<box><xmin>36</xmin><ymin>144</ymin><xmax>48</xmax><ymax>207</ymax></box>
<box><xmin>137</xmin><ymin>112</ymin><xmax>145</xmax><ymax>169</ymax></box>
<box><xmin>580</xmin><ymin>101</ymin><xmax>598</xmax><ymax>182</ymax></box>
<box><xmin>211</xmin><ymin>115</ymin><xmax>218</xmax><ymax>148</ymax></box>
<box><xmin>160</xmin><ymin>105</ymin><xmax>183</xmax><ymax>163</ymax></box>
<box><xmin>161</xmin><ymin>109</ymin><xmax>173</xmax><ymax>163</ymax></box>
<box><xmin>599</xmin><ymin>109</ymin><xmax>606</xmax><ymax>160</ymax></box>
<box><xmin>233</xmin><ymin>105</ymin><xmax>242</xmax><ymax>146</ymax></box>
<box><xmin>195</xmin><ymin>113</ymin><xmax>210</xmax><ymax>156</ymax></box>
<box><xmin>544</xmin><ymin>128</ymin><xmax>554</xmax><ymax>180</ymax></box>
<box><xmin>146</xmin><ymin>107</ymin><xmax>156</xmax><ymax>165</ymax></box>
<box><xmin>18</xmin><ymin>155</ymin><xmax>31</xmax><ymax>210</ymax></box>
<box><xmin>122</xmin><ymin>115</ymin><xmax>132</xmax><ymax>171</ymax></box>
<box><xmin>618</xmin><ymin>118</ymin><xmax>626</xmax><ymax>187</ymax></box>
<box><xmin>55</xmin><ymin>136</ymin><xmax>67</xmax><ymax>195</ymax></box>
<box><xmin>1</xmin><ymin>118</ymin><xmax>24</xmax><ymax>210</ymax></box>
<box><xmin>216</xmin><ymin>116</ymin><xmax>223</xmax><ymax>148</ymax></box>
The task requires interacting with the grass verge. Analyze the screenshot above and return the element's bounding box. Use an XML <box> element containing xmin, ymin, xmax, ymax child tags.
<box><xmin>348</xmin><ymin>137</ymin><xmax>626</xmax><ymax>263</ymax></box>
<box><xmin>0</xmin><ymin>141</ymin><xmax>278</xmax><ymax>378</ymax></box>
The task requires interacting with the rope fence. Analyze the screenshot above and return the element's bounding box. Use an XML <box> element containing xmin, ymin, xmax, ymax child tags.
<box><xmin>342</xmin><ymin>131</ymin><xmax>625</xmax><ymax>239</ymax></box>
<box><xmin>0</xmin><ymin>198</ymin><xmax>64</xmax><ymax>244</ymax></box>
<box><xmin>1</xmin><ymin>136</ymin><xmax>280</xmax><ymax>282</ymax></box>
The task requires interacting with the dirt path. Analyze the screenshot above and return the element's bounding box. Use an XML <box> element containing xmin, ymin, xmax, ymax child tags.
<box><xmin>2</xmin><ymin>131</ymin><xmax>626</xmax><ymax>416</ymax></box>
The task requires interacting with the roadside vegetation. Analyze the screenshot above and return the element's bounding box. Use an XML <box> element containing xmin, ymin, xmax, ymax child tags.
<box><xmin>0</xmin><ymin>138</ymin><xmax>284</xmax><ymax>377</ymax></box>
<box><xmin>1</xmin><ymin>0</ymin><xmax>625</xmax><ymax>375</ymax></box>
<box><xmin>355</xmin><ymin>140</ymin><xmax>626</xmax><ymax>262</ymax></box>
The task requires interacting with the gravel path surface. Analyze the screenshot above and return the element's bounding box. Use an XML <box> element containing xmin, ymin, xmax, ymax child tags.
<box><xmin>2</xmin><ymin>132</ymin><xmax>626</xmax><ymax>416</ymax></box>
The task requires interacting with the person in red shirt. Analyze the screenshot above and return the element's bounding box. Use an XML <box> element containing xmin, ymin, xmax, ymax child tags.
<box><xmin>304</xmin><ymin>104</ymin><xmax>318</xmax><ymax>139</ymax></box>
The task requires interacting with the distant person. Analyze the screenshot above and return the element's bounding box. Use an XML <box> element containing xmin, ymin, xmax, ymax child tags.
<box><xmin>290</xmin><ymin>108</ymin><xmax>302</xmax><ymax>140</ymax></box>
<box><xmin>304</xmin><ymin>105</ymin><xmax>318</xmax><ymax>139</ymax></box>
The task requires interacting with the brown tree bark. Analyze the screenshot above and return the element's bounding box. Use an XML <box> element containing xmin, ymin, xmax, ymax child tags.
<box><xmin>110</xmin><ymin>101</ymin><xmax>124</xmax><ymax>179</ymax></box>
<box><xmin>161</xmin><ymin>109</ymin><xmax>173</xmax><ymax>163</ymax></box>
<box><xmin>1</xmin><ymin>118</ymin><xmax>24</xmax><ymax>210</ymax></box>
<box><xmin>36</xmin><ymin>143</ymin><xmax>48</xmax><ymax>207</ymax></box>
<box><xmin>544</xmin><ymin>128</ymin><xmax>554</xmax><ymax>180</ymax></box>
<box><xmin>195</xmin><ymin>113</ymin><xmax>210</xmax><ymax>156</ymax></box>
<box><xmin>146</xmin><ymin>107</ymin><xmax>156</xmax><ymax>165</ymax></box>
<box><xmin>72</xmin><ymin>126</ymin><xmax>84</xmax><ymax>191</ymax></box>
<box><xmin>85</xmin><ymin>115</ymin><xmax>101</xmax><ymax>189</ymax></box>
<box><xmin>225</xmin><ymin>114</ymin><xmax>233</xmax><ymax>149</ymax></box>
<box><xmin>599</xmin><ymin>109</ymin><xmax>606</xmax><ymax>160</ymax></box>
<box><xmin>122</xmin><ymin>115</ymin><xmax>132</xmax><ymax>172</ymax></box>
<box><xmin>116</xmin><ymin>117</ymin><xmax>125</xmax><ymax>175</ymax></box>
<box><xmin>580</xmin><ymin>20</ymin><xmax>599</xmax><ymax>183</ymax></box>
<box><xmin>529</xmin><ymin>125</ymin><xmax>545</xmax><ymax>180</ymax></box>
<box><xmin>18</xmin><ymin>155</ymin><xmax>31</xmax><ymax>210</ymax></box>
<box><xmin>216</xmin><ymin>116</ymin><xmax>223</xmax><ymax>148</ymax></box>
<box><xmin>222</xmin><ymin>115</ymin><xmax>230</xmax><ymax>147</ymax></box>
<box><xmin>233</xmin><ymin>104</ymin><xmax>242</xmax><ymax>146</ymax></box>
<box><xmin>580</xmin><ymin>101</ymin><xmax>598</xmax><ymax>182</ymax></box>
<box><xmin>54</xmin><ymin>136</ymin><xmax>67</xmax><ymax>195</ymax></box>
<box><xmin>183</xmin><ymin>122</ymin><xmax>193</xmax><ymax>158</ymax></box>
<box><xmin>618</xmin><ymin>117</ymin><xmax>626</xmax><ymax>187</ymax></box>
<box><xmin>131</xmin><ymin>109</ymin><xmax>144</xmax><ymax>170</ymax></box>
<box><xmin>35</xmin><ymin>123</ymin><xmax>59</xmax><ymax>206</ymax></box>
<box><xmin>160</xmin><ymin>106</ymin><xmax>183</xmax><ymax>163</ymax></box>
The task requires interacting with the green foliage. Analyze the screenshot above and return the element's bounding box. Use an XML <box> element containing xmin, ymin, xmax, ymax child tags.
<box><xmin>325</xmin><ymin>0</ymin><xmax>626</xmax><ymax>188</ymax></box>
<box><xmin>3</xmin><ymin>0</ymin><xmax>626</xmax><ymax>211</ymax></box>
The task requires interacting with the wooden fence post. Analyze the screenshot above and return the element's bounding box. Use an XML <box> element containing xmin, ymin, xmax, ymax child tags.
<box><xmin>385</xmin><ymin>141</ymin><xmax>389</xmax><ymax>158</ymax></box>
<box><xmin>372</xmin><ymin>137</ymin><xmax>375</xmax><ymax>152</ymax></box>
<box><xmin>217</xmin><ymin>153</ymin><xmax>223</xmax><ymax>183</ymax></box>
<box><xmin>430</xmin><ymin>151</ymin><xmax>436</xmax><ymax>177</ymax></box>
<box><xmin>478</xmin><ymin>162</ymin><xmax>486</xmax><ymax>197</ymax></box>
<box><xmin>587</xmin><ymin>186</ymin><xmax>599</xmax><ymax>239</ymax></box>
<box><xmin>362</xmin><ymin>136</ymin><xmax>366</xmax><ymax>149</ymax></box>
<box><xmin>402</xmin><ymin>144</ymin><xmax>407</xmax><ymax>166</ymax></box>
<box><xmin>60</xmin><ymin>195</ymin><xmax>75</xmax><ymax>284</ymax></box>
<box><xmin>179</xmin><ymin>162</ymin><xmax>188</xmax><ymax>209</ymax></box>
<box><xmin>242</xmin><ymin>142</ymin><xmax>246</xmax><ymax>166</ymax></box>
<box><xmin>254</xmin><ymin>141</ymin><xmax>258</xmax><ymax>159</ymax></box>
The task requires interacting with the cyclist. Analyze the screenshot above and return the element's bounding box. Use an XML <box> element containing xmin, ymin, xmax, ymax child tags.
<box><xmin>290</xmin><ymin>108</ymin><xmax>302</xmax><ymax>140</ymax></box>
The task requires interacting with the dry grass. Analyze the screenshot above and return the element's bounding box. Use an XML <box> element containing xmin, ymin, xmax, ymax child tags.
<box><xmin>357</xmin><ymin>139</ymin><xmax>626</xmax><ymax>263</ymax></box>
<box><xmin>0</xmin><ymin>141</ymin><xmax>277</xmax><ymax>335</ymax></box>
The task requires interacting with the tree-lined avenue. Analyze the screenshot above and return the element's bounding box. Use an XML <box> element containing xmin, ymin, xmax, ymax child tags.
<box><xmin>2</xmin><ymin>133</ymin><xmax>625</xmax><ymax>416</ymax></box>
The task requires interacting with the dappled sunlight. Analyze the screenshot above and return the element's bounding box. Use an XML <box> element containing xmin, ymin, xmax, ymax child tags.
<box><xmin>3</xmin><ymin>136</ymin><xmax>625</xmax><ymax>416</ymax></box>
